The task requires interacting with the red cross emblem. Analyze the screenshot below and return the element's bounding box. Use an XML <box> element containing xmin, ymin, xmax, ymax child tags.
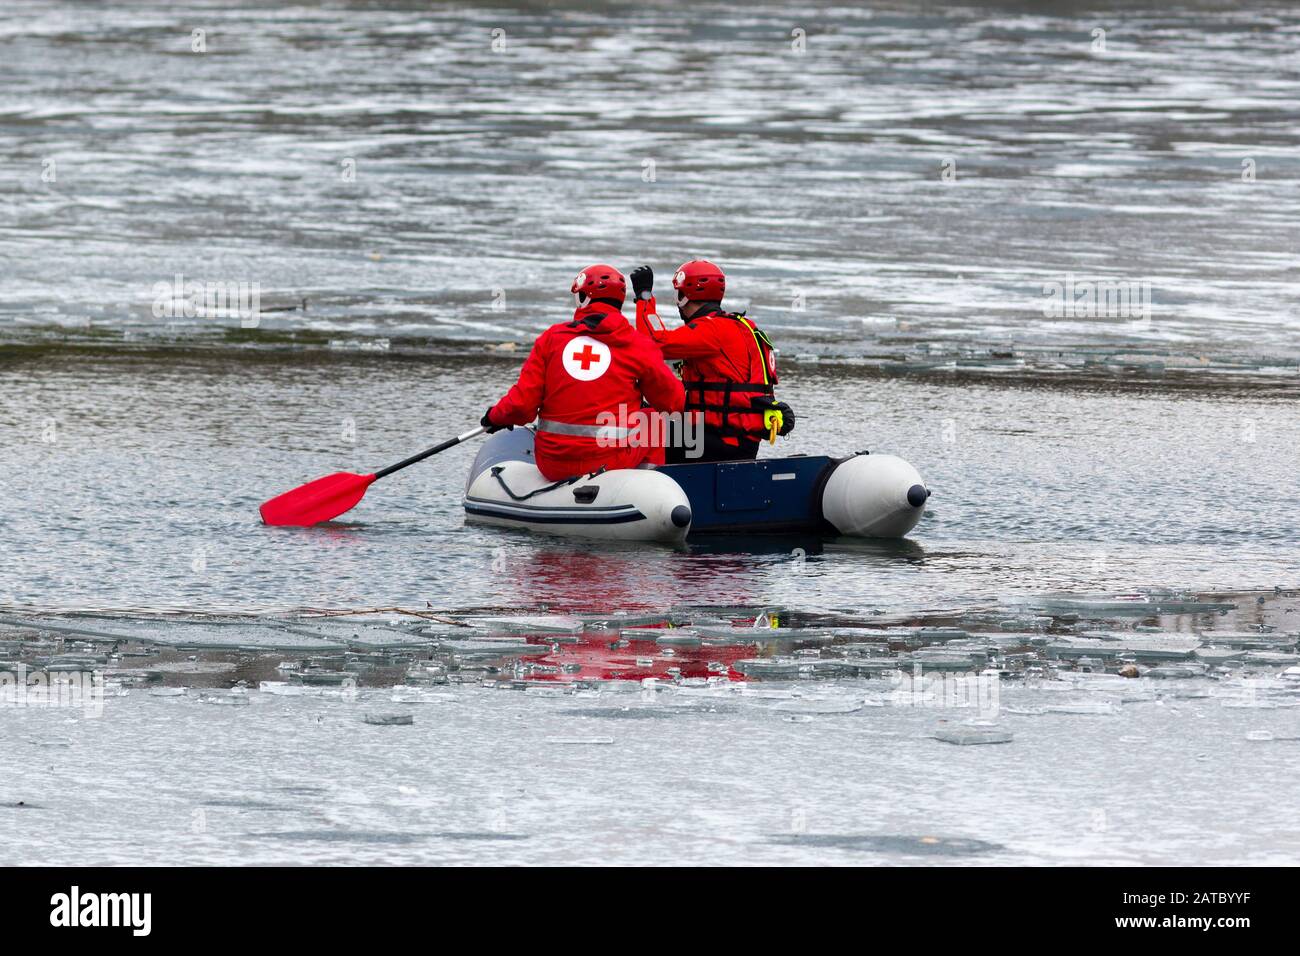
<box><xmin>572</xmin><ymin>344</ymin><xmax>602</xmax><ymax>370</ymax></box>
<box><xmin>562</xmin><ymin>335</ymin><xmax>611</xmax><ymax>381</ymax></box>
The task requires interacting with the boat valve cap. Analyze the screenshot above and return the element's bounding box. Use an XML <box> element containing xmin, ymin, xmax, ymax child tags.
<box><xmin>670</xmin><ymin>504</ymin><xmax>692</xmax><ymax>528</ymax></box>
<box><xmin>906</xmin><ymin>484</ymin><xmax>929</xmax><ymax>508</ymax></box>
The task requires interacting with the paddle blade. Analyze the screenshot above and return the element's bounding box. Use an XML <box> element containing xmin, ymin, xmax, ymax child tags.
<box><xmin>259</xmin><ymin>472</ymin><xmax>376</xmax><ymax>526</ymax></box>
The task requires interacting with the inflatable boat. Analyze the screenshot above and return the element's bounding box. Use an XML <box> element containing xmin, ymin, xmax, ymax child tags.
<box><xmin>463</xmin><ymin>428</ymin><xmax>929</xmax><ymax>543</ymax></box>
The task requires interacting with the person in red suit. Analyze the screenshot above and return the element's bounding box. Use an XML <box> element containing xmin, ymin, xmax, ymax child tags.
<box><xmin>482</xmin><ymin>264</ymin><xmax>685</xmax><ymax>481</ymax></box>
<box><xmin>631</xmin><ymin>259</ymin><xmax>794</xmax><ymax>463</ymax></box>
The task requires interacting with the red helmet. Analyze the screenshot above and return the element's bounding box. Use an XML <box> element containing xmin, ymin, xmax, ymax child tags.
<box><xmin>571</xmin><ymin>264</ymin><xmax>626</xmax><ymax>304</ymax></box>
<box><xmin>672</xmin><ymin>259</ymin><xmax>726</xmax><ymax>303</ymax></box>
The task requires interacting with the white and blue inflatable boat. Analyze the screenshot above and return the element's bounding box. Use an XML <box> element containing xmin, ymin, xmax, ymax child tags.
<box><xmin>463</xmin><ymin>428</ymin><xmax>929</xmax><ymax>544</ymax></box>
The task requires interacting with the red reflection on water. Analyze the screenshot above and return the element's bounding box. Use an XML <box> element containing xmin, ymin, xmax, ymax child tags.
<box><xmin>523</xmin><ymin>631</ymin><xmax>757</xmax><ymax>683</ymax></box>
<box><xmin>494</xmin><ymin>547</ymin><xmax>766</xmax><ymax>614</ymax></box>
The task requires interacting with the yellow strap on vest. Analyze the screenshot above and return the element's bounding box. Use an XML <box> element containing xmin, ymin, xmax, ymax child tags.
<box><xmin>737</xmin><ymin>316</ymin><xmax>771</xmax><ymax>387</ymax></box>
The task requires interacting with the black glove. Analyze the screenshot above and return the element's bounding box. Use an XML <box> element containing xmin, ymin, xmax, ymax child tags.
<box><xmin>481</xmin><ymin>409</ymin><xmax>512</xmax><ymax>434</ymax></box>
<box><xmin>630</xmin><ymin>265</ymin><xmax>654</xmax><ymax>301</ymax></box>
<box><xmin>774</xmin><ymin>400</ymin><xmax>795</xmax><ymax>435</ymax></box>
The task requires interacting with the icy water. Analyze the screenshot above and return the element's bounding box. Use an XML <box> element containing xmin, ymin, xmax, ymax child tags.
<box><xmin>2</xmin><ymin>349</ymin><xmax>1298</xmax><ymax>611</ymax></box>
<box><xmin>3</xmin><ymin>596</ymin><xmax>1300</xmax><ymax>865</ymax></box>
<box><xmin>3</xmin><ymin>0</ymin><xmax>1300</xmax><ymax>361</ymax></box>
<box><xmin>3</xmin><ymin>0</ymin><xmax>1300</xmax><ymax>866</ymax></box>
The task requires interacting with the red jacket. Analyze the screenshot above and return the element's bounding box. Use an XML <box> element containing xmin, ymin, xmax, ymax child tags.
<box><xmin>636</xmin><ymin>300</ymin><xmax>778</xmax><ymax>446</ymax></box>
<box><xmin>489</xmin><ymin>302</ymin><xmax>685</xmax><ymax>480</ymax></box>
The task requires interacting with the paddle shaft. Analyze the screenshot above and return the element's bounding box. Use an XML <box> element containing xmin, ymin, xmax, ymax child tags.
<box><xmin>373</xmin><ymin>425</ymin><xmax>486</xmax><ymax>480</ymax></box>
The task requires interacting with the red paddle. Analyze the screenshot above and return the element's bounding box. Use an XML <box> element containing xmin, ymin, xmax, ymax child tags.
<box><xmin>259</xmin><ymin>425</ymin><xmax>486</xmax><ymax>526</ymax></box>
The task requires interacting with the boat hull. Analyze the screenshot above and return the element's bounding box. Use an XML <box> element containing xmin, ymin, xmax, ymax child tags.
<box><xmin>463</xmin><ymin>429</ymin><xmax>692</xmax><ymax>543</ymax></box>
<box><xmin>462</xmin><ymin>429</ymin><xmax>927</xmax><ymax>541</ymax></box>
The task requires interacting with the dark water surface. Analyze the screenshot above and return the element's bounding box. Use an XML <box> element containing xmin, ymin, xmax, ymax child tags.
<box><xmin>1</xmin><ymin>347</ymin><xmax>1295</xmax><ymax>612</ymax></box>
<box><xmin>2</xmin><ymin>0</ymin><xmax>1300</xmax><ymax>361</ymax></box>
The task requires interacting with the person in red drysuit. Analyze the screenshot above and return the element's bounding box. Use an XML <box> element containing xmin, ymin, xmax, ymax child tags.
<box><xmin>481</xmin><ymin>264</ymin><xmax>685</xmax><ymax>481</ymax></box>
<box><xmin>630</xmin><ymin>259</ymin><xmax>794</xmax><ymax>463</ymax></box>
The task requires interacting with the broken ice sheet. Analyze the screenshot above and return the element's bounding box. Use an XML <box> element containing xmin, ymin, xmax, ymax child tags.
<box><xmin>389</xmin><ymin>688</ymin><xmax>456</xmax><ymax>704</ymax></box>
<box><xmin>733</xmin><ymin>658</ymin><xmax>846</xmax><ymax>679</ymax></box>
<box><xmin>282</xmin><ymin>620</ymin><xmax>434</xmax><ymax>650</ymax></box>
<box><xmin>1142</xmin><ymin>664</ymin><xmax>1208</xmax><ymax>679</ymax></box>
<box><xmin>433</xmin><ymin>639</ymin><xmax>547</xmax><ymax>657</ymax></box>
<box><xmin>545</xmin><ymin>736</ymin><xmax>613</xmax><ymax>745</ymax></box>
<box><xmin>1041</xmin><ymin>700</ymin><xmax>1120</xmax><ymax>715</ymax></box>
<box><xmin>198</xmin><ymin>692</ymin><xmax>250</xmax><ymax>707</ymax></box>
<box><xmin>768</xmin><ymin>833</ymin><xmax>1002</xmax><ymax>856</ymax></box>
<box><xmin>465</xmin><ymin>615</ymin><xmax>584</xmax><ymax>634</ymax></box>
<box><xmin>931</xmin><ymin>724</ymin><xmax>1014</xmax><ymax>745</ymax></box>
<box><xmin>0</xmin><ymin>616</ymin><xmax>347</xmax><ymax>652</ymax></box>
<box><xmin>1073</xmin><ymin>633</ymin><xmax>1204</xmax><ymax>660</ymax></box>
<box><xmin>363</xmin><ymin>713</ymin><xmax>414</xmax><ymax>726</ymax></box>
<box><xmin>1195</xmin><ymin>631</ymin><xmax>1298</xmax><ymax>649</ymax></box>
<box><xmin>771</xmin><ymin>697</ymin><xmax>865</xmax><ymax>715</ymax></box>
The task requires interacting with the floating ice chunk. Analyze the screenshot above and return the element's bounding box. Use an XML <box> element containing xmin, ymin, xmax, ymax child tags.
<box><xmin>932</xmin><ymin>725</ymin><xmax>1014</xmax><ymax>745</ymax></box>
<box><xmin>283</xmin><ymin>621</ymin><xmax>432</xmax><ymax>650</ymax></box>
<box><xmin>618</xmin><ymin>626</ymin><xmax>687</xmax><ymax>641</ymax></box>
<box><xmin>1245</xmin><ymin>730</ymin><xmax>1300</xmax><ymax>742</ymax></box>
<box><xmin>580</xmin><ymin>613</ymin><xmax>676</xmax><ymax>631</ymax></box>
<box><xmin>198</xmin><ymin>693</ymin><xmax>250</xmax><ymax>707</ymax></box>
<box><xmin>1142</xmin><ymin>664</ymin><xmax>1208</xmax><ymax>679</ymax></box>
<box><xmin>823</xmin><ymin>628</ymin><xmax>897</xmax><ymax>644</ymax></box>
<box><xmin>545</xmin><ymin>736</ymin><xmax>613</xmax><ymax>745</ymax></box>
<box><xmin>904</xmin><ymin>649</ymin><xmax>987</xmax><ymax>669</ymax></box>
<box><xmin>734</xmin><ymin>658</ymin><xmax>845</xmax><ymax>679</ymax></box>
<box><xmin>772</xmin><ymin>698</ymin><xmax>864</xmax><ymax>715</ymax></box>
<box><xmin>1052</xmin><ymin>672</ymin><xmax>1132</xmax><ymax>688</ymax></box>
<box><xmin>468</xmin><ymin>615</ymin><xmax>584</xmax><ymax>634</ymax></box>
<box><xmin>693</xmin><ymin>625</ymin><xmax>784</xmax><ymax>642</ymax></box>
<box><xmin>435</xmin><ymin>639</ymin><xmax>544</xmax><ymax>656</ymax></box>
<box><xmin>390</xmin><ymin>689</ymin><xmax>456</xmax><ymax>704</ymax></box>
<box><xmin>837</xmin><ymin>657</ymin><xmax>900</xmax><ymax>676</ymax></box>
<box><xmin>258</xmin><ymin>681</ymin><xmax>306</xmax><ymax>696</ymax></box>
<box><xmin>1244</xmin><ymin>651</ymin><xmax>1300</xmax><ymax>665</ymax></box>
<box><xmin>907</xmin><ymin>628</ymin><xmax>972</xmax><ymax>644</ymax></box>
<box><xmin>363</xmin><ymin>713</ymin><xmax>413</xmax><ymax>726</ymax></box>
<box><xmin>1195</xmin><ymin>631</ymin><xmax>1296</xmax><ymax>649</ymax></box>
<box><xmin>1049</xmin><ymin>637</ymin><xmax>1200</xmax><ymax>661</ymax></box>
<box><xmin>1222</xmin><ymin>699</ymin><xmax>1272</xmax><ymax>709</ymax></box>
<box><xmin>292</xmin><ymin>670</ymin><xmax>358</xmax><ymax>686</ymax></box>
<box><xmin>655</xmin><ymin>631</ymin><xmax>702</xmax><ymax>646</ymax></box>
<box><xmin>0</xmin><ymin>616</ymin><xmax>348</xmax><ymax>652</ymax></box>
<box><xmin>737</xmin><ymin>686</ymin><xmax>798</xmax><ymax>700</ymax></box>
<box><xmin>1018</xmin><ymin>595</ymin><xmax>1235</xmax><ymax>616</ymax></box>
<box><xmin>1043</xmin><ymin>700</ymin><xmax>1120</xmax><ymax>715</ymax></box>
<box><xmin>149</xmin><ymin>687</ymin><xmax>186</xmax><ymax>697</ymax></box>
<box><xmin>1193</xmin><ymin>648</ymin><xmax>1245</xmax><ymax>664</ymax></box>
